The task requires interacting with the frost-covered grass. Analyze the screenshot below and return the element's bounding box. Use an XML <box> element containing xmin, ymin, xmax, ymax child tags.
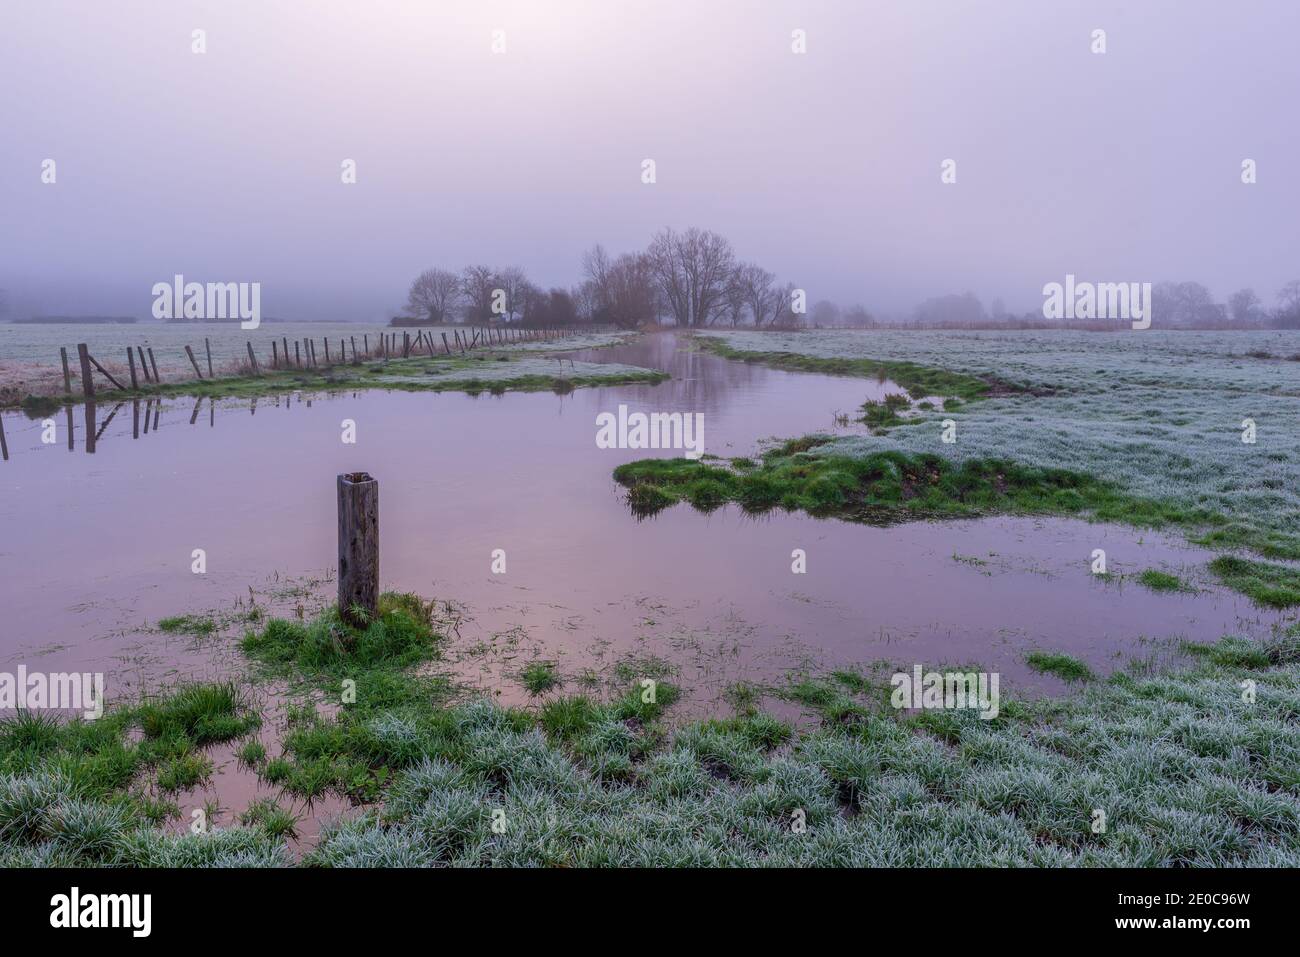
<box><xmin>6</xmin><ymin>595</ymin><xmax>1298</xmax><ymax>867</ymax></box>
<box><xmin>697</xmin><ymin>329</ymin><xmax>1300</xmax><ymax>562</ymax></box>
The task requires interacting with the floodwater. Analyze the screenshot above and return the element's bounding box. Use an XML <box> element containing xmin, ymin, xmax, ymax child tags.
<box><xmin>1</xmin><ymin>330</ymin><xmax>1283</xmax><ymax>846</ymax></box>
<box><xmin>0</xmin><ymin>331</ymin><xmax>1281</xmax><ymax>717</ymax></box>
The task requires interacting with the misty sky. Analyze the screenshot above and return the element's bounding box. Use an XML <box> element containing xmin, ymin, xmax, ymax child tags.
<box><xmin>2</xmin><ymin>0</ymin><xmax>1297</xmax><ymax>322</ymax></box>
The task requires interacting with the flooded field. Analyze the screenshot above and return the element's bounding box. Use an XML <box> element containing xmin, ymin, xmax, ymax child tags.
<box><xmin>0</xmin><ymin>332</ymin><xmax>1279</xmax><ymax>727</ymax></box>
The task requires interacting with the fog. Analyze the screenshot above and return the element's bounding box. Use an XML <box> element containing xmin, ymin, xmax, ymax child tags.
<box><xmin>1</xmin><ymin>0</ymin><xmax>1297</xmax><ymax>321</ymax></box>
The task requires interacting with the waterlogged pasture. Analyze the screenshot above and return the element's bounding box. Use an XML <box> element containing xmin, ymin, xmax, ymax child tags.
<box><xmin>1</xmin><ymin>330</ymin><xmax>1295</xmax><ymax>863</ymax></box>
<box><xmin>699</xmin><ymin>329</ymin><xmax>1300</xmax><ymax>560</ymax></box>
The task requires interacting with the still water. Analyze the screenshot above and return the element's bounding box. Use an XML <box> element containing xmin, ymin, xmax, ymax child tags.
<box><xmin>0</xmin><ymin>333</ymin><xmax>1280</xmax><ymax>719</ymax></box>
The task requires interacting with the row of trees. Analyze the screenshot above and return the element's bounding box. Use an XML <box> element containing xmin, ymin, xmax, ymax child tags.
<box><xmin>399</xmin><ymin>228</ymin><xmax>816</xmax><ymax>329</ymax></box>
<box><xmin>399</xmin><ymin>238</ymin><xmax>1300</xmax><ymax>330</ymax></box>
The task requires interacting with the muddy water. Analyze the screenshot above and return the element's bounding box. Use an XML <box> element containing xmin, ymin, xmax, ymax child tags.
<box><xmin>0</xmin><ymin>332</ymin><xmax>1281</xmax><ymax>713</ymax></box>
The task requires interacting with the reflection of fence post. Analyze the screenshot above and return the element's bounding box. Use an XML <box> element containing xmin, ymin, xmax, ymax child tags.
<box><xmin>337</xmin><ymin>472</ymin><xmax>379</xmax><ymax>627</ymax></box>
<box><xmin>77</xmin><ymin>344</ymin><xmax>95</xmax><ymax>400</ymax></box>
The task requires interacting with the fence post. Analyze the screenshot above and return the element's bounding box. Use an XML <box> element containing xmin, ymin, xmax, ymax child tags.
<box><xmin>186</xmin><ymin>345</ymin><xmax>204</xmax><ymax>379</ymax></box>
<box><xmin>205</xmin><ymin>338</ymin><xmax>214</xmax><ymax>378</ymax></box>
<box><xmin>60</xmin><ymin>348</ymin><xmax>72</xmax><ymax>394</ymax></box>
<box><xmin>337</xmin><ymin>472</ymin><xmax>379</xmax><ymax>627</ymax></box>
<box><xmin>128</xmin><ymin>349</ymin><xmax>138</xmax><ymax>390</ymax></box>
<box><xmin>76</xmin><ymin>344</ymin><xmax>95</xmax><ymax>400</ymax></box>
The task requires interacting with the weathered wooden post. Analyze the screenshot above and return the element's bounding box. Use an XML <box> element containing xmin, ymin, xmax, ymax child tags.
<box><xmin>0</xmin><ymin>412</ymin><xmax>8</xmax><ymax>461</ymax></box>
<box><xmin>127</xmin><ymin>348</ymin><xmax>139</xmax><ymax>390</ymax></box>
<box><xmin>246</xmin><ymin>341</ymin><xmax>260</xmax><ymax>374</ymax></box>
<box><xmin>337</xmin><ymin>471</ymin><xmax>378</xmax><ymax>626</ymax></box>
<box><xmin>147</xmin><ymin>348</ymin><xmax>161</xmax><ymax>383</ymax></box>
<box><xmin>205</xmin><ymin>338</ymin><xmax>214</xmax><ymax>378</ymax></box>
<box><xmin>137</xmin><ymin>347</ymin><xmax>151</xmax><ymax>383</ymax></box>
<box><xmin>76</xmin><ymin>344</ymin><xmax>95</xmax><ymax>400</ymax></box>
<box><xmin>60</xmin><ymin>348</ymin><xmax>72</xmax><ymax>394</ymax></box>
<box><xmin>271</xmin><ymin>341</ymin><xmax>279</xmax><ymax>370</ymax></box>
<box><xmin>186</xmin><ymin>345</ymin><xmax>204</xmax><ymax>379</ymax></box>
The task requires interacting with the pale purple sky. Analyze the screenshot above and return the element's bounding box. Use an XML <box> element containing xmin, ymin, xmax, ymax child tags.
<box><xmin>1</xmin><ymin>0</ymin><xmax>1297</xmax><ymax>321</ymax></box>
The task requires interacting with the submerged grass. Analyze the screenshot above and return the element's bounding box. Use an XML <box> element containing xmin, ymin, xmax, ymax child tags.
<box><xmin>4</xmin><ymin>600</ymin><xmax>1299</xmax><ymax>866</ymax></box>
<box><xmin>1024</xmin><ymin>651</ymin><xmax>1096</xmax><ymax>683</ymax></box>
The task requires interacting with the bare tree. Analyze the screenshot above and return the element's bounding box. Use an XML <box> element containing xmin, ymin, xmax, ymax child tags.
<box><xmin>810</xmin><ymin>300</ymin><xmax>842</xmax><ymax>327</ymax></box>
<box><xmin>1277</xmin><ymin>280</ymin><xmax>1300</xmax><ymax>322</ymax></box>
<box><xmin>461</xmin><ymin>265</ymin><xmax>499</xmax><ymax>322</ymax></box>
<box><xmin>736</xmin><ymin>263</ymin><xmax>787</xmax><ymax>327</ymax></box>
<box><xmin>405</xmin><ymin>268</ymin><xmax>461</xmax><ymax>323</ymax></box>
<box><xmin>721</xmin><ymin>267</ymin><xmax>749</xmax><ymax>326</ymax></box>
<box><xmin>646</xmin><ymin>227</ymin><xmax>736</xmax><ymax>327</ymax></box>
<box><xmin>1227</xmin><ymin>288</ymin><xmax>1261</xmax><ymax>323</ymax></box>
<box><xmin>583</xmin><ymin>244</ymin><xmax>658</xmax><ymax>328</ymax></box>
<box><xmin>497</xmin><ymin>266</ymin><xmax>529</xmax><ymax>323</ymax></box>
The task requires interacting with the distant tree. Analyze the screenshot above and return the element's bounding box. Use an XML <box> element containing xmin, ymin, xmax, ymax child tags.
<box><xmin>735</xmin><ymin>263</ymin><xmax>786</xmax><ymax>327</ymax></box>
<box><xmin>720</xmin><ymin>268</ymin><xmax>749</xmax><ymax>326</ymax></box>
<box><xmin>844</xmin><ymin>304</ymin><xmax>876</xmax><ymax>328</ymax></box>
<box><xmin>496</xmin><ymin>266</ymin><xmax>529</xmax><ymax>323</ymax></box>
<box><xmin>990</xmin><ymin>298</ymin><xmax>1008</xmax><ymax>321</ymax></box>
<box><xmin>913</xmin><ymin>292</ymin><xmax>985</xmax><ymax>327</ymax></box>
<box><xmin>1152</xmin><ymin>281</ymin><xmax>1223</xmax><ymax>327</ymax></box>
<box><xmin>810</xmin><ymin>300</ymin><xmax>842</xmax><ymax>328</ymax></box>
<box><xmin>1276</xmin><ymin>280</ymin><xmax>1300</xmax><ymax>327</ymax></box>
<box><xmin>405</xmin><ymin>268</ymin><xmax>461</xmax><ymax>323</ymax></box>
<box><xmin>583</xmin><ymin>244</ymin><xmax>658</xmax><ymax>328</ymax></box>
<box><xmin>461</xmin><ymin>265</ymin><xmax>499</xmax><ymax>322</ymax></box>
<box><xmin>647</xmin><ymin>227</ymin><xmax>736</xmax><ymax>327</ymax></box>
<box><xmin>1227</xmin><ymin>288</ymin><xmax>1262</xmax><ymax>323</ymax></box>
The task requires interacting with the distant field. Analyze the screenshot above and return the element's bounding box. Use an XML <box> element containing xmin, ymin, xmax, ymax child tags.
<box><xmin>697</xmin><ymin>329</ymin><xmax>1300</xmax><ymax>561</ymax></box>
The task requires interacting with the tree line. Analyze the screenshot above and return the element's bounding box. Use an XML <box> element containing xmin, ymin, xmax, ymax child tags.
<box><xmin>398</xmin><ymin>227</ymin><xmax>838</xmax><ymax>329</ymax></box>
<box><xmin>397</xmin><ymin>234</ymin><xmax>1300</xmax><ymax>330</ymax></box>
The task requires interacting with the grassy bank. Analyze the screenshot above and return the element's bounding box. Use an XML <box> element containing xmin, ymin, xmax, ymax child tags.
<box><xmin>4</xmin><ymin>350</ymin><xmax>667</xmax><ymax>413</ymax></box>
<box><xmin>3</xmin><ymin>593</ymin><xmax>1299</xmax><ymax>867</ymax></box>
<box><xmin>612</xmin><ymin>440</ymin><xmax>1300</xmax><ymax>608</ymax></box>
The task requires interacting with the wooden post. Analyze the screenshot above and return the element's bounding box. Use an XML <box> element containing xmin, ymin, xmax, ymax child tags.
<box><xmin>271</xmin><ymin>341</ymin><xmax>279</xmax><ymax>370</ymax></box>
<box><xmin>0</xmin><ymin>412</ymin><xmax>8</xmax><ymax>461</ymax></box>
<box><xmin>246</xmin><ymin>341</ymin><xmax>260</xmax><ymax>374</ymax></box>
<box><xmin>186</xmin><ymin>345</ymin><xmax>204</xmax><ymax>379</ymax></box>
<box><xmin>60</xmin><ymin>348</ymin><xmax>72</xmax><ymax>394</ymax></box>
<box><xmin>138</xmin><ymin>347</ymin><xmax>151</xmax><ymax>383</ymax></box>
<box><xmin>128</xmin><ymin>349</ymin><xmax>139</xmax><ymax>390</ymax></box>
<box><xmin>403</xmin><ymin>332</ymin><xmax>410</xmax><ymax>358</ymax></box>
<box><xmin>147</xmin><ymin>348</ymin><xmax>160</xmax><ymax>382</ymax></box>
<box><xmin>87</xmin><ymin>352</ymin><xmax>126</xmax><ymax>391</ymax></box>
<box><xmin>324</xmin><ymin>339</ymin><xmax>331</xmax><ymax>363</ymax></box>
<box><xmin>76</xmin><ymin>344</ymin><xmax>95</xmax><ymax>400</ymax></box>
<box><xmin>294</xmin><ymin>341</ymin><xmax>301</xmax><ymax>366</ymax></box>
<box><xmin>364</xmin><ymin>334</ymin><xmax>369</xmax><ymax>356</ymax></box>
<box><xmin>310</xmin><ymin>340</ymin><xmax>317</xmax><ymax>366</ymax></box>
<box><xmin>205</xmin><ymin>338</ymin><xmax>214</xmax><ymax>378</ymax></box>
<box><xmin>351</xmin><ymin>336</ymin><xmax>358</xmax><ymax>362</ymax></box>
<box><xmin>281</xmin><ymin>337</ymin><xmax>289</xmax><ymax>368</ymax></box>
<box><xmin>337</xmin><ymin>471</ymin><xmax>379</xmax><ymax>627</ymax></box>
<box><xmin>441</xmin><ymin>332</ymin><xmax>451</xmax><ymax>354</ymax></box>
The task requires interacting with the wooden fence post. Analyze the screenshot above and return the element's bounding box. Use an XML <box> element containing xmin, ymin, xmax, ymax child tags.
<box><xmin>271</xmin><ymin>341</ymin><xmax>279</xmax><ymax>370</ymax></box>
<box><xmin>186</xmin><ymin>345</ymin><xmax>204</xmax><ymax>379</ymax></box>
<box><xmin>246</xmin><ymin>341</ymin><xmax>260</xmax><ymax>374</ymax></box>
<box><xmin>137</xmin><ymin>347</ymin><xmax>151</xmax><ymax>383</ymax></box>
<box><xmin>76</xmin><ymin>344</ymin><xmax>95</xmax><ymax>400</ymax></box>
<box><xmin>128</xmin><ymin>349</ymin><xmax>138</xmax><ymax>390</ymax></box>
<box><xmin>0</xmin><ymin>412</ymin><xmax>8</xmax><ymax>461</ymax></box>
<box><xmin>337</xmin><ymin>472</ymin><xmax>379</xmax><ymax>627</ymax></box>
<box><xmin>60</xmin><ymin>348</ymin><xmax>72</xmax><ymax>394</ymax></box>
<box><xmin>205</xmin><ymin>338</ymin><xmax>214</xmax><ymax>378</ymax></box>
<box><xmin>147</xmin><ymin>348</ymin><xmax>160</xmax><ymax>382</ymax></box>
